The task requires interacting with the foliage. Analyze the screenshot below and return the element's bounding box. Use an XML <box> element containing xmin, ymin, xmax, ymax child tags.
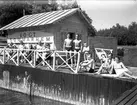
<box><xmin>31</xmin><ymin>2</ymin><xmax>58</xmax><ymax>14</ymax></box>
<box><xmin>59</xmin><ymin>0</ymin><xmax>79</xmax><ymax>10</ymax></box>
<box><xmin>127</xmin><ymin>22</ymin><xmax>137</xmax><ymax>45</ymax></box>
<box><xmin>96</xmin><ymin>22</ymin><xmax>137</xmax><ymax>45</ymax></box>
<box><xmin>0</xmin><ymin>0</ymin><xmax>58</xmax><ymax>28</ymax></box>
<box><xmin>88</xmin><ymin>25</ymin><xmax>96</xmax><ymax>37</ymax></box>
<box><xmin>0</xmin><ymin>2</ymin><xmax>32</xmax><ymax>27</ymax></box>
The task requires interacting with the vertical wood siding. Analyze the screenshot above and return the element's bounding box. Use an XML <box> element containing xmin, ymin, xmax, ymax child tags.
<box><xmin>0</xmin><ymin>64</ymin><xmax>136</xmax><ymax>105</ymax></box>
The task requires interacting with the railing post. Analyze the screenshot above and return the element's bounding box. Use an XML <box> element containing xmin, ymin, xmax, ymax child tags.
<box><xmin>3</xmin><ymin>49</ymin><xmax>5</xmax><ymax>64</ymax></box>
<box><xmin>17</xmin><ymin>49</ymin><xmax>19</xmax><ymax>66</ymax></box>
<box><xmin>33</xmin><ymin>50</ymin><xmax>36</xmax><ymax>68</ymax></box>
<box><xmin>53</xmin><ymin>51</ymin><xmax>56</xmax><ymax>71</ymax></box>
<box><xmin>76</xmin><ymin>52</ymin><xmax>80</xmax><ymax>73</ymax></box>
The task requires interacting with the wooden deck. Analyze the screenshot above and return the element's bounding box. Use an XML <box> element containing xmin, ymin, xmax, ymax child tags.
<box><xmin>112</xmin><ymin>85</ymin><xmax>137</xmax><ymax>105</ymax></box>
<box><xmin>112</xmin><ymin>67</ymin><xmax>137</xmax><ymax>105</ymax></box>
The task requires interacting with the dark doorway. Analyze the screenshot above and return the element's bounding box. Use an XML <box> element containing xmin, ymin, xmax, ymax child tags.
<box><xmin>68</xmin><ymin>32</ymin><xmax>75</xmax><ymax>39</ymax></box>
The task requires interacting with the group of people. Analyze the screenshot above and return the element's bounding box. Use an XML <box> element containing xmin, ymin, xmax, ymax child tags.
<box><xmin>63</xmin><ymin>34</ymin><xmax>90</xmax><ymax>65</ymax></box>
<box><xmin>60</xmin><ymin>33</ymin><xmax>137</xmax><ymax>79</ymax></box>
<box><xmin>6</xmin><ymin>41</ymin><xmax>52</xmax><ymax>65</ymax></box>
<box><xmin>63</xmin><ymin>34</ymin><xmax>89</xmax><ymax>54</ymax></box>
<box><xmin>79</xmin><ymin>52</ymin><xmax>137</xmax><ymax>79</ymax></box>
<box><xmin>4</xmin><ymin>33</ymin><xmax>137</xmax><ymax>79</ymax></box>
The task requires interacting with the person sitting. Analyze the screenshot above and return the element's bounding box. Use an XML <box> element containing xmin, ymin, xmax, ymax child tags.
<box><xmin>79</xmin><ymin>54</ymin><xmax>95</xmax><ymax>73</ymax></box>
<box><xmin>100</xmin><ymin>54</ymin><xmax>107</xmax><ymax>64</ymax></box>
<box><xmin>27</xmin><ymin>44</ymin><xmax>33</xmax><ymax>63</ymax></box>
<box><xmin>18</xmin><ymin>41</ymin><xmax>24</xmax><ymax>50</ymax></box>
<box><xmin>42</xmin><ymin>43</ymin><xmax>51</xmax><ymax>65</ymax></box>
<box><xmin>7</xmin><ymin>42</ymin><xmax>14</xmax><ymax>48</ymax></box>
<box><xmin>82</xmin><ymin>42</ymin><xmax>90</xmax><ymax>60</ymax></box>
<box><xmin>36</xmin><ymin>41</ymin><xmax>43</xmax><ymax>51</ymax></box>
<box><xmin>18</xmin><ymin>41</ymin><xmax>25</xmax><ymax>63</ymax></box>
<box><xmin>36</xmin><ymin>41</ymin><xmax>43</xmax><ymax>65</ymax></box>
<box><xmin>6</xmin><ymin>42</ymin><xmax>14</xmax><ymax>62</ymax></box>
<box><xmin>96</xmin><ymin>54</ymin><xmax>114</xmax><ymax>74</ymax></box>
<box><xmin>110</xmin><ymin>56</ymin><xmax>137</xmax><ymax>79</ymax></box>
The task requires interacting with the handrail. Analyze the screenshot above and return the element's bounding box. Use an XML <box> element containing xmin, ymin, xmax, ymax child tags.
<box><xmin>1</xmin><ymin>48</ymin><xmax>80</xmax><ymax>54</ymax></box>
<box><xmin>0</xmin><ymin>48</ymin><xmax>80</xmax><ymax>73</ymax></box>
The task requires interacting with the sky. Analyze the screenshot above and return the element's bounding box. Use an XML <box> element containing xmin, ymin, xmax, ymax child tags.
<box><xmin>77</xmin><ymin>0</ymin><xmax>137</xmax><ymax>30</ymax></box>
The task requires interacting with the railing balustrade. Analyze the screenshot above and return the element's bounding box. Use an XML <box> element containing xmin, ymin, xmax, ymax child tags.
<box><xmin>0</xmin><ymin>48</ymin><xmax>81</xmax><ymax>73</ymax></box>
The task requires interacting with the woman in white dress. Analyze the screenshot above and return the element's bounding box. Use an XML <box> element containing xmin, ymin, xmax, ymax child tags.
<box><xmin>112</xmin><ymin>56</ymin><xmax>137</xmax><ymax>79</ymax></box>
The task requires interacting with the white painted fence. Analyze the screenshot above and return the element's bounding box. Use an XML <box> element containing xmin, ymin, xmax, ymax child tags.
<box><xmin>0</xmin><ymin>48</ymin><xmax>80</xmax><ymax>73</ymax></box>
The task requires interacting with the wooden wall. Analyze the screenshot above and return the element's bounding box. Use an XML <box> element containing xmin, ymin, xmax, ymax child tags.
<box><xmin>7</xmin><ymin>12</ymin><xmax>89</xmax><ymax>51</ymax></box>
<box><xmin>122</xmin><ymin>48</ymin><xmax>137</xmax><ymax>67</ymax></box>
<box><xmin>0</xmin><ymin>64</ymin><xmax>136</xmax><ymax>105</ymax></box>
<box><xmin>54</xmin><ymin>13</ymin><xmax>88</xmax><ymax>50</ymax></box>
<box><xmin>88</xmin><ymin>36</ymin><xmax>117</xmax><ymax>56</ymax></box>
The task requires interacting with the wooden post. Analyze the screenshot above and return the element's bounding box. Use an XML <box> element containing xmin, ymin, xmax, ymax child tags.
<box><xmin>33</xmin><ymin>50</ymin><xmax>36</xmax><ymax>68</ymax></box>
<box><xmin>76</xmin><ymin>52</ymin><xmax>80</xmax><ymax>73</ymax></box>
<box><xmin>91</xmin><ymin>44</ymin><xmax>95</xmax><ymax>61</ymax></box>
<box><xmin>17</xmin><ymin>49</ymin><xmax>19</xmax><ymax>66</ymax></box>
<box><xmin>53</xmin><ymin>51</ymin><xmax>56</xmax><ymax>71</ymax></box>
<box><xmin>3</xmin><ymin>49</ymin><xmax>5</xmax><ymax>64</ymax></box>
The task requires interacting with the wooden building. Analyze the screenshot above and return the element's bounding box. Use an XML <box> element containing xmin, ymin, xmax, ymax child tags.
<box><xmin>0</xmin><ymin>8</ymin><xmax>95</xmax><ymax>50</ymax></box>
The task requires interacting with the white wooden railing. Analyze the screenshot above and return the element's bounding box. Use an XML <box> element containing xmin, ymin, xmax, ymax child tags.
<box><xmin>0</xmin><ymin>48</ymin><xmax>81</xmax><ymax>73</ymax></box>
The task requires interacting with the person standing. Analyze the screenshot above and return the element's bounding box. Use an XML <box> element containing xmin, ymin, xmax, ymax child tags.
<box><xmin>63</xmin><ymin>34</ymin><xmax>73</xmax><ymax>51</ymax></box>
<box><xmin>73</xmin><ymin>34</ymin><xmax>82</xmax><ymax>52</ymax></box>
<box><xmin>63</xmin><ymin>34</ymin><xmax>73</xmax><ymax>65</ymax></box>
<box><xmin>73</xmin><ymin>34</ymin><xmax>82</xmax><ymax>65</ymax></box>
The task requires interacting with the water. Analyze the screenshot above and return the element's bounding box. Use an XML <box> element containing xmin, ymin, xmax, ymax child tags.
<box><xmin>0</xmin><ymin>88</ymin><xmax>73</xmax><ymax>105</ymax></box>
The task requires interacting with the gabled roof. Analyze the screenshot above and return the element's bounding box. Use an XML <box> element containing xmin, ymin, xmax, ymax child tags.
<box><xmin>0</xmin><ymin>8</ymin><xmax>91</xmax><ymax>31</ymax></box>
<box><xmin>112</xmin><ymin>85</ymin><xmax>137</xmax><ymax>105</ymax></box>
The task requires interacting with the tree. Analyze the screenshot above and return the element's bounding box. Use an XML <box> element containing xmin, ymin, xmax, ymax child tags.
<box><xmin>0</xmin><ymin>2</ymin><xmax>32</xmax><ymax>27</ymax></box>
<box><xmin>31</xmin><ymin>1</ymin><xmax>58</xmax><ymax>14</ymax></box>
<box><xmin>0</xmin><ymin>0</ymin><xmax>59</xmax><ymax>27</ymax></box>
<box><xmin>127</xmin><ymin>22</ymin><xmax>137</xmax><ymax>45</ymax></box>
<box><xmin>96</xmin><ymin>22</ymin><xmax>137</xmax><ymax>45</ymax></box>
<box><xmin>59</xmin><ymin>0</ymin><xmax>79</xmax><ymax>10</ymax></box>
